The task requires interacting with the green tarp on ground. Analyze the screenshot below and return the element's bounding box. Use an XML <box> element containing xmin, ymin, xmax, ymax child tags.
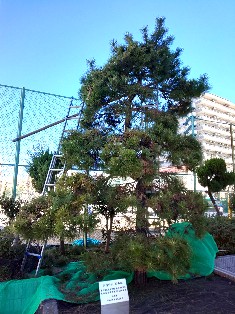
<box><xmin>0</xmin><ymin>222</ymin><xmax>218</xmax><ymax>314</ymax></box>
<box><xmin>0</xmin><ymin>276</ymin><xmax>64</xmax><ymax>314</ymax></box>
<box><xmin>0</xmin><ymin>263</ymin><xmax>133</xmax><ymax>314</ymax></box>
<box><xmin>148</xmin><ymin>222</ymin><xmax>219</xmax><ymax>280</ymax></box>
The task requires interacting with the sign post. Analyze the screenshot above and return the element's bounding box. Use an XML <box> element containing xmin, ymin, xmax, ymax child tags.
<box><xmin>99</xmin><ymin>278</ymin><xmax>129</xmax><ymax>314</ymax></box>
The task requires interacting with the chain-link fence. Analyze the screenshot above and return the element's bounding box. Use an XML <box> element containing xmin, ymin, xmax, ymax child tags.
<box><xmin>0</xmin><ymin>84</ymin><xmax>82</xmax><ymax>199</ymax></box>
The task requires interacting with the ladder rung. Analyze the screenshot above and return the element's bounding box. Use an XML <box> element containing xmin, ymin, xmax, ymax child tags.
<box><xmin>21</xmin><ymin>240</ymin><xmax>47</xmax><ymax>276</ymax></box>
<box><xmin>69</xmin><ymin>106</ymin><xmax>81</xmax><ymax>108</ymax></box>
<box><xmin>26</xmin><ymin>252</ymin><xmax>42</xmax><ymax>259</ymax></box>
<box><xmin>46</xmin><ymin>183</ymin><xmax>55</xmax><ymax>186</ymax></box>
<box><xmin>49</xmin><ymin>168</ymin><xmax>64</xmax><ymax>171</ymax></box>
<box><xmin>53</xmin><ymin>154</ymin><xmax>62</xmax><ymax>158</ymax></box>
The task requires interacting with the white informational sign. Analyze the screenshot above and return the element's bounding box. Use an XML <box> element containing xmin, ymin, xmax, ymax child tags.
<box><xmin>99</xmin><ymin>278</ymin><xmax>129</xmax><ymax>305</ymax></box>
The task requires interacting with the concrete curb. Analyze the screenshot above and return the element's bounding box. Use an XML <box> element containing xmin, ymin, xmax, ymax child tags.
<box><xmin>214</xmin><ymin>267</ymin><xmax>235</xmax><ymax>282</ymax></box>
<box><xmin>214</xmin><ymin>255</ymin><xmax>235</xmax><ymax>282</ymax></box>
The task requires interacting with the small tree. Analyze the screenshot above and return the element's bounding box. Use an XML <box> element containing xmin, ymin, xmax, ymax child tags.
<box><xmin>197</xmin><ymin>158</ymin><xmax>235</xmax><ymax>215</ymax></box>
<box><xmin>91</xmin><ymin>175</ymin><xmax>136</xmax><ymax>252</ymax></box>
<box><xmin>0</xmin><ymin>193</ymin><xmax>24</xmax><ymax>245</ymax></box>
<box><xmin>27</xmin><ymin>149</ymin><xmax>53</xmax><ymax>193</ymax></box>
<box><xmin>14</xmin><ymin>173</ymin><xmax>98</xmax><ymax>254</ymax></box>
<box><xmin>14</xmin><ymin>195</ymin><xmax>54</xmax><ymax>241</ymax></box>
<box><xmin>147</xmin><ymin>174</ymin><xmax>208</xmax><ymax>237</ymax></box>
<box><xmin>52</xmin><ymin>172</ymin><xmax>98</xmax><ymax>251</ymax></box>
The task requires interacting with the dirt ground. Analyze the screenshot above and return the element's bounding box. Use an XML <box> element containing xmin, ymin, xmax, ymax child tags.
<box><xmin>57</xmin><ymin>273</ymin><xmax>235</xmax><ymax>314</ymax></box>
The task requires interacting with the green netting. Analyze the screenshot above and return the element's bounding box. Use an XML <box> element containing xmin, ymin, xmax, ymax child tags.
<box><xmin>0</xmin><ymin>222</ymin><xmax>218</xmax><ymax>314</ymax></box>
<box><xmin>148</xmin><ymin>222</ymin><xmax>219</xmax><ymax>280</ymax></box>
<box><xmin>0</xmin><ymin>276</ymin><xmax>64</xmax><ymax>314</ymax></box>
<box><xmin>0</xmin><ymin>263</ymin><xmax>133</xmax><ymax>314</ymax></box>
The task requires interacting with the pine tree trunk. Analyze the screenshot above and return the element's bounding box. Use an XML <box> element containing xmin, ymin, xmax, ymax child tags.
<box><xmin>136</xmin><ymin>179</ymin><xmax>149</xmax><ymax>232</ymax></box>
<box><xmin>60</xmin><ymin>237</ymin><xmax>65</xmax><ymax>255</ymax></box>
<box><xmin>124</xmin><ymin>100</ymin><xmax>133</xmax><ymax>131</ymax></box>
<box><xmin>134</xmin><ymin>268</ymin><xmax>147</xmax><ymax>286</ymax></box>
<box><xmin>207</xmin><ymin>190</ymin><xmax>220</xmax><ymax>216</ymax></box>
<box><xmin>83</xmin><ymin>231</ymin><xmax>87</xmax><ymax>249</ymax></box>
<box><xmin>105</xmin><ymin>216</ymin><xmax>113</xmax><ymax>253</ymax></box>
<box><xmin>12</xmin><ymin>234</ymin><xmax>20</xmax><ymax>246</ymax></box>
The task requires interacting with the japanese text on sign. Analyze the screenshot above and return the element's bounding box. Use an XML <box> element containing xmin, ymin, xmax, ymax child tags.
<box><xmin>99</xmin><ymin>278</ymin><xmax>129</xmax><ymax>305</ymax></box>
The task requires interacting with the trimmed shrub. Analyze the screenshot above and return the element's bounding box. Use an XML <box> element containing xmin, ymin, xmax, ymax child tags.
<box><xmin>205</xmin><ymin>216</ymin><xmax>235</xmax><ymax>254</ymax></box>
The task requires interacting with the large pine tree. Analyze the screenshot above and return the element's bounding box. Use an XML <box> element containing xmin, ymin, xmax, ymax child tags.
<box><xmin>62</xmin><ymin>17</ymin><xmax>209</xmax><ymax>231</ymax></box>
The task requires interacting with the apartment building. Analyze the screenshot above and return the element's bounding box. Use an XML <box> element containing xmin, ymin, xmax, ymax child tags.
<box><xmin>180</xmin><ymin>93</ymin><xmax>235</xmax><ymax>172</ymax></box>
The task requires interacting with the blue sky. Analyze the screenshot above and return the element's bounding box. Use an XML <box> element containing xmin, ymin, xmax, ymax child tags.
<box><xmin>0</xmin><ymin>0</ymin><xmax>235</xmax><ymax>102</ymax></box>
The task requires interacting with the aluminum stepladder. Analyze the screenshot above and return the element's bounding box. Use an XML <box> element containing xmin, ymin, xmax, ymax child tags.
<box><xmin>42</xmin><ymin>99</ymin><xmax>84</xmax><ymax>194</ymax></box>
<box><xmin>20</xmin><ymin>240</ymin><xmax>47</xmax><ymax>276</ymax></box>
<box><xmin>21</xmin><ymin>99</ymin><xmax>84</xmax><ymax>277</ymax></box>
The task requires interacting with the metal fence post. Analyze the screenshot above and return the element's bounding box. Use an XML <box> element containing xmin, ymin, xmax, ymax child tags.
<box><xmin>12</xmin><ymin>87</ymin><xmax>25</xmax><ymax>198</ymax></box>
